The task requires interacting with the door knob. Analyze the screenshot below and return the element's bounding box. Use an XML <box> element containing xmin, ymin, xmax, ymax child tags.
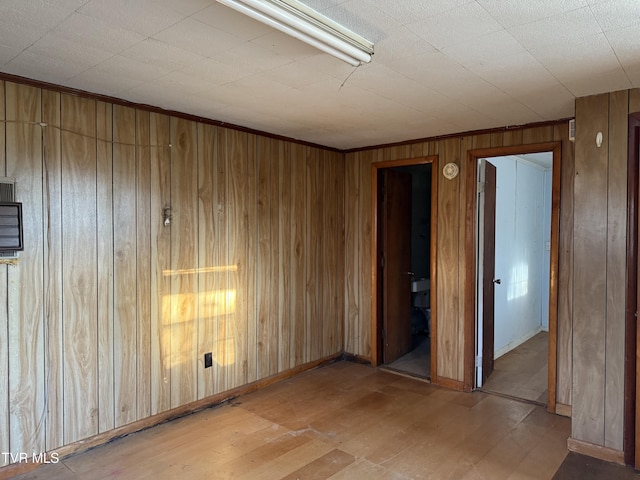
<box><xmin>493</xmin><ymin>278</ymin><xmax>501</xmax><ymax>284</ymax></box>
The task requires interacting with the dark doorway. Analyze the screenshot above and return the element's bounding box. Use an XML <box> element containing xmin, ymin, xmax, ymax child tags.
<box><xmin>374</xmin><ymin>159</ymin><xmax>435</xmax><ymax>379</ymax></box>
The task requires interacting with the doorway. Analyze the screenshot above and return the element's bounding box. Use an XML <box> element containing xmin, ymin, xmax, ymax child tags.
<box><xmin>468</xmin><ymin>143</ymin><xmax>561</xmax><ymax>412</ymax></box>
<box><xmin>476</xmin><ymin>152</ymin><xmax>553</xmax><ymax>405</ymax></box>
<box><xmin>371</xmin><ymin>156</ymin><xmax>437</xmax><ymax>380</ymax></box>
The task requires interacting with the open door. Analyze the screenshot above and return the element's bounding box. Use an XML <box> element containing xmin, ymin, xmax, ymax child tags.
<box><xmin>629</xmin><ymin>112</ymin><xmax>640</xmax><ymax>468</ymax></box>
<box><xmin>476</xmin><ymin>159</ymin><xmax>497</xmax><ymax>386</ymax></box>
<box><xmin>382</xmin><ymin>169</ymin><xmax>413</xmax><ymax>364</ymax></box>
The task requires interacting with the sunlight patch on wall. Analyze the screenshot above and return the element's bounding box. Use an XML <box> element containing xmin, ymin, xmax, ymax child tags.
<box><xmin>162</xmin><ymin>264</ymin><xmax>238</xmax><ymax>276</ymax></box>
<box><xmin>507</xmin><ymin>262</ymin><xmax>529</xmax><ymax>301</ymax></box>
<box><xmin>161</xmin><ymin>288</ymin><xmax>237</xmax><ymax>368</ymax></box>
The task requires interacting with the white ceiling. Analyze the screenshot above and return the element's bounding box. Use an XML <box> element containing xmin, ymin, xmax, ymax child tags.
<box><xmin>1</xmin><ymin>0</ymin><xmax>639</xmax><ymax>150</ymax></box>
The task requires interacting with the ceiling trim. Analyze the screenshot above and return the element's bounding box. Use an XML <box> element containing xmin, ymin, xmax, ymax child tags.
<box><xmin>343</xmin><ymin>119</ymin><xmax>573</xmax><ymax>154</ymax></box>
<box><xmin>0</xmin><ymin>72</ymin><xmax>573</xmax><ymax>155</ymax></box>
<box><xmin>0</xmin><ymin>72</ymin><xmax>342</xmax><ymax>154</ymax></box>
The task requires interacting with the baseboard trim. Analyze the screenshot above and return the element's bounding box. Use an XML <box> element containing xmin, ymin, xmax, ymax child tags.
<box><xmin>567</xmin><ymin>437</ymin><xmax>625</xmax><ymax>465</ymax></box>
<box><xmin>432</xmin><ymin>375</ymin><xmax>466</xmax><ymax>391</ymax></box>
<box><xmin>494</xmin><ymin>326</ymin><xmax>544</xmax><ymax>359</ymax></box>
<box><xmin>555</xmin><ymin>402</ymin><xmax>572</xmax><ymax>418</ymax></box>
<box><xmin>0</xmin><ymin>353</ymin><xmax>341</xmax><ymax>479</ymax></box>
<box><xmin>342</xmin><ymin>352</ymin><xmax>371</xmax><ymax>365</ymax></box>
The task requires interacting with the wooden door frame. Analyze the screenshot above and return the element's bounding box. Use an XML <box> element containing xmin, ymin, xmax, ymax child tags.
<box><xmin>370</xmin><ymin>156</ymin><xmax>438</xmax><ymax>375</ymax></box>
<box><xmin>465</xmin><ymin>142</ymin><xmax>562</xmax><ymax>413</ymax></box>
<box><xmin>625</xmin><ymin>112</ymin><xmax>640</xmax><ymax>467</ymax></box>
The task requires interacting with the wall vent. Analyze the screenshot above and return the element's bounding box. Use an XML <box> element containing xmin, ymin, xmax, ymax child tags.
<box><xmin>0</xmin><ymin>178</ymin><xmax>19</xmax><ymax>259</ymax></box>
<box><xmin>569</xmin><ymin>119</ymin><xmax>576</xmax><ymax>142</ymax></box>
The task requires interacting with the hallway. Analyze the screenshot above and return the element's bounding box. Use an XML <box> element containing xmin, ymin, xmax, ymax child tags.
<box><xmin>482</xmin><ymin>332</ymin><xmax>549</xmax><ymax>405</ymax></box>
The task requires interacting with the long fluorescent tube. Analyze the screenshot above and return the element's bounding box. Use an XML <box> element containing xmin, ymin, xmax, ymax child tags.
<box><xmin>216</xmin><ymin>0</ymin><xmax>374</xmax><ymax>66</ymax></box>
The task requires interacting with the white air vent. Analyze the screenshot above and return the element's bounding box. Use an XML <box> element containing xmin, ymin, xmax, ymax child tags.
<box><xmin>569</xmin><ymin>119</ymin><xmax>576</xmax><ymax>142</ymax></box>
<box><xmin>0</xmin><ymin>178</ymin><xmax>18</xmax><ymax>259</ymax></box>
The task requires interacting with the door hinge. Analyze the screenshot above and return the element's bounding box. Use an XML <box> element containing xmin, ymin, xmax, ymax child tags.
<box><xmin>381</xmin><ymin>329</ymin><xmax>386</xmax><ymax>341</ymax></box>
<box><xmin>475</xmin><ymin>355</ymin><xmax>482</xmax><ymax>367</ymax></box>
<box><xmin>477</xmin><ymin>181</ymin><xmax>485</xmax><ymax>194</ymax></box>
<box><xmin>381</xmin><ymin>255</ymin><xmax>385</xmax><ymax>268</ymax></box>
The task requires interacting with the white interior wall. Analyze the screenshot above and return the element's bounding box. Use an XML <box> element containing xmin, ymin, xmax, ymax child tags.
<box><xmin>490</xmin><ymin>154</ymin><xmax>552</xmax><ymax>358</ymax></box>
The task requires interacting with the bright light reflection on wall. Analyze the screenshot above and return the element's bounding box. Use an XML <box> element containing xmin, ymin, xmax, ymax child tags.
<box><xmin>162</xmin><ymin>264</ymin><xmax>238</xmax><ymax>276</ymax></box>
<box><xmin>161</xmin><ymin>265</ymin><xmax>238</xmax><ymax>368</ymax></box>
<box><xmin>507</xmin><ymin>262</ymin><xmax>529</xmax><ymax>301</ymax></box>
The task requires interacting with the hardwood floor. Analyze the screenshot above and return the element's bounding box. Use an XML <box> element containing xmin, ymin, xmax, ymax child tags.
<box><xmin>8</xmin><ymin>361</ymin><xmax>569</xmax><ymax>480</ymax></box>
<box><xmin>482</xmin><ymin>332</ymin><xmax>549</xmax><ymax>404</ymax></box>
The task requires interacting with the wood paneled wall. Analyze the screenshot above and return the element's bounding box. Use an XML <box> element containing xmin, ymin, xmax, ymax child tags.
<box><xmin>571</xmin><ymin>89</ymin><xmax>640</xmax><ymax>453</ymax></box>
<box><xmin>344</xmin><ymin>124</ymin><xmax>575</xmax><ymax>395</ymax></box>
<box><xmin>0</xmin><ymin>80</ymin><xmax>344</xmax><ymax>464</ymax></box>
<box><xmin>3</xmin><ymin>72</ymin><xmax>636</xmax><ymax>465</ymax></box>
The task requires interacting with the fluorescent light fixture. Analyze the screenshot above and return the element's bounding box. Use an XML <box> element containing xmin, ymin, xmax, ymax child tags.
<box><xmin>216</xmin><ymin>0</ymin><xmax>374</xmax><ymax>66</ymax></box>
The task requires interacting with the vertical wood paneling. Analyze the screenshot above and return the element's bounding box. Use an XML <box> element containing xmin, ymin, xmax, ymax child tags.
<box><xmin>306</xmin><ymin>147</ymin><xmax>323</xmax><ymax>362</ymax></box>
<box><xmin>257</xmin><ymin>136</ymin><xmax>277</xmax><ymax>378</ymax></box>
<box><xmin>604</xmin><ymin>90</ymin><xmax>628</xmax><ymax>450</ymax></box>
<box><xmin>214</xmin><ymin>127</ymin><xmax>229</xmax><ymax>393</ymax></box>
<box><xmin>573</xmin><ymin>93</ymin><xmax>609</xmax><ymax>445</ymax></box>
<box><xmin>381</xmin><ymin>144</ymin><xmax>412</xmax><ymax>162</ymax></box>
<box><xmin>502</xmin><ymin>129</ymin><xmax>523</xmax><ymax>146</ymax></box>
<box><xmin>7</xmin><ymin>73</ymin><xmax>623</xmax><ymax>466</ymax></box>
<box><xmin>555</xmin><ymin>122</ymin><xmax>574</xmax><ymax>407</ymax></box>
<box><xmin>113</xmin><ymin>105</ymin><xmax>138</xmax><ymax>427</ymax></box>
<box><xmin>245</xmin><ymin>134</ymin><xmax>257</xmax><ymax>384</ymax></box>
<box><xmin>410</xmin><ymin>142</ymin><xmax>427</xmax><ymax>158</ymax></box>
<box><xmin>630</xmin><ymin>89</ymin><xmax>640</xmax><ymax>112</ymax></box>
<box><xmin>278</xmin><ymin>141</ymin><xmax>292</xmax><ymax>371</ymax></box>
<box><xmin>344</xmin><ymin>122</ymin><xmax>575</xmax><ymax>396</ymax></box>
<box><xmin>290</xmin><ymin>144</ymin><xmax>306</xmax><ymax>367</ymax></box>
<box><xmin>226</xmin><ymin>129</ymin><xmax>249</xmax><ymax>389</ymax></box>
<box><xmin>197</xmin><ymin>122</ymin><xmax>217</xmax><ymax>399</ymax></box>
<box><xmin>337</xmin><ymin>154</ymin><xmax>345</xmax><ymax>353</ymax></box>
<box><xmin>136</xmin><ymin>110</ymin><xmax>152</xmax><ymax>419</ymax></box>
<box><xmin>523</xmin><ymin>125</ymin><xmax>554</xmax><ymax>144</ymax></box>
<box><xmin>149</xmin><ymin>113</ymin><xmax>171</xmax><ymax>415</ymax></box>
<box><xmin>473</xmin><ymin>134</ymin><xmax>492</xmax><ymax>150</ymax></box>
<box><xmin>96</xmin><ymin>101</ymin><xmax>114</xmax><ymax>433</ymax></box>
<box><xmin>436</xmin><ymin>138</ymin><xmax>461</xmax><ymax>380</ymax></box>
<box><xmin>42</xmin><ymin>89</ymin><xmax>64</xmax><ymax>450</ymax></box>
<box><xmin>268</xmin><ymin>142</ymin><xmax>280</xmax><ymax>370</ymax></box>
<box><xmin>322</xmin><ymin>151</ymin><xmax>336</xmax><ymax>356</ymax></box>
<box><xmin>490</xmin><ymin>131</ymin><xmax>504</xmax><ymax>147</ymax></box>
<box><xmin>61</xmin><ymin>93</ymin><xmax>98</xmax><ymax>444</ymax></box>
<box><xmin>344</xmin><ymin>153</ymin><xmax>359</xmax><ymax>355</ymax></box>
<box><xmin>170</xmin><ymin>117</ymin><xmax>199</xmax><ymax>407</ymax></box>
<box><xmin>325</xmin><ymin>151</ymin><xmax>344</xmax><ymax>355</ymax></box>
<box><xmin>6</xmin><ymin>82</ymin><xmax>45</xmax><ymax>455</ymax></box>
<box><xmin>358</xmin><ymin>150</ymin><xmax>374</xmax><ymax>357</ymax></box>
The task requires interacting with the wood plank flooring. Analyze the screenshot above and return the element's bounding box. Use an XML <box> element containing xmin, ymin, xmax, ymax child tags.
<box><xmin>8</xmin><ymin>361</ymin><xmax>569</xmax><ymax>480</ymax></box>
<box><xmin>482</xmin><ymin>332</ymin><xmax>549</xmax><ymax>404</ymax></box>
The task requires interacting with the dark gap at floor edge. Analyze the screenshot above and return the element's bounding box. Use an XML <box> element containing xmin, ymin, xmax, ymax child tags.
<box><xmin>480</xmin><ymin>387</ymin><xmax>547</xmax><ymax>408</ymax></box>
